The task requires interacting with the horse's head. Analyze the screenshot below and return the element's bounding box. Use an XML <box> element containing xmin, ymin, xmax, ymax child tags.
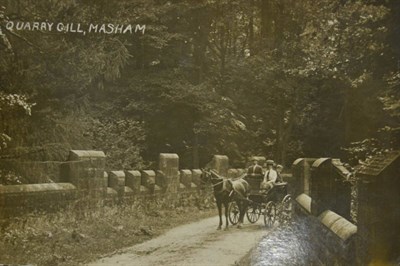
<box><xmin>201</xmin><ymin>168</ymin><xmax>225</xmax><ymax>186</ymax></box>
<box><xmin>201</xmin><ymin>169</ymin><xmax>234</xmax><ymax>195</ymax></box>
<box><xmin>200</xmin><ymin>168</ymin><xmax>212</xmax><ymax>184</ymax></box>
<box><xmin>201</xmin><ymin>168</ymin><xmax>219</xmax><ymax>188</ymax></box>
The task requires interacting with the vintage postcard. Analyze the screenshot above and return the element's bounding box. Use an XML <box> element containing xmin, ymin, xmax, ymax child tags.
<box><xmin>0</xmin><ymin>0</ymin><xmax>399</xmax><ymax>265</ymax></box>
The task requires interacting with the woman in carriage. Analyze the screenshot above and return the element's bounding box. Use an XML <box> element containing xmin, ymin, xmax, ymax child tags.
<box><xmin>260</xmin><ymin>160</ymin><xmax>277</xmax><ymax>191</ymax></box>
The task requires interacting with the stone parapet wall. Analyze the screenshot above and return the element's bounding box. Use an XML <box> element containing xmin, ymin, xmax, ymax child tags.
<box><xmin>60</xmin><ymin>150</ymin><xmax>107</xmax><ymax>204</ymax></box>
<box><xmin>355</xmin><ymin>151</ymin><xmax>400</xmax><ymax>264</ymax></box>
<box><xmin>293</xmin><ymin>158</ymin><xmax>356</xmax><ymax>264</ymax></box>
<box><xmin>191</xmin><ymin>169</ymin><xmax>202</xmax><ymax>186</ymax></box>
<box><xmin>158</xmin><ymin>153</ymin><xmax>179</xmax><ymax>193</ymax></box>
<box><xmin>5</xmin><ymin>152</ymin><xmax>397</xmax><ymax>265</ymax></box>
<box><xmin>295</xmin><ymin>193</ymin><xmax>311</xmax><ymax>215</ymax></box>
<box><xmin>294</xmin><ymin>194</ymin><xmax>357</xmax><ymax>265</ymax></box>
<box><xmin>292</xmin><ymin>152</ymin><xmax>400</xmax><ymax>265</ymax></box>
<box><xmin>125</xmin><ymin>170</ymin><xmax>142</xmax><ymax>194</ymax></box>
<box><xmin>108</xmin><ymin>171</ymin><xmax>125</xmax><ymax>202</ymax></box>
<box><xmin>0</xmin><ymin>151</ymin><xmax>219</xmax><ymax>220</ymax></box>
<box><xmin>291</xmin><ymin>158</ymin><xmax>316</xmax><ymax>197</ymax></box>
<box><xmin>0</xmin><ymin>183</ymin><xmax>77</xmax><ymax>219</ymax></box>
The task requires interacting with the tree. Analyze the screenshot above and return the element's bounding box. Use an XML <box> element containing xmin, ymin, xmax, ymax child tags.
<box><xmin>0</xmin><ymin>0</ymin><xmax>398</xmax><ymax>171</ymax></box>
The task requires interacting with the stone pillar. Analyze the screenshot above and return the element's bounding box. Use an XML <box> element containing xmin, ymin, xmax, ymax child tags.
<box><xmin>310</xmin><ymin>158</ymin><xmax>334</xmax><ymax>216</ymax></box>
<box><xmin>292</xmin><ymin>158</ymin><xmax>316</xmax><ymax>197</ymax></box>
<box><xmin>108</xmin><ymin>171</ymin><xmax>125</xmax><ymax>201</ymax></box>
<box><xmin>155</xmin><ymin>170</ymin><xmax>166</xmax><ymax>191</ymax></box>
<box><xmin>356</xmin><ymin>151</ymin><xmax>400</xmax><ymax>264</ymax></box>
<box><xmin>210</xmin><ymin>155</ymin><xmax>229</xmax><ymax>177</ymax></box>
<box><xmin>292</xmin><ymin>158</ymin><xmax>304</xmax><ymax>196</ymax></box>
<box><xmin>191</xmin><ymin>169</ymin><xmax>202</xmax><ymax>187</ymax></box>
<box><xmin>180</xmin><ymin>170</ymin><xmax>192</xmax><ymax>189</ymax></box>
<box><xmin>125</xmin><ymin>170</ymin><xmax>142</xmax><ymax>194</ymax></box>
<box><xmin>310</xmin><ymin>158</ymin><xmax>352</xmax><ymax>220</ymax></box>
<box><xmin>61</xmin><ymin>150</ymin><xmax>106</xmax><ymax>204</ymax></box>
<box><xmin>332</xmin><ymin>159</ymin><xmax>352</xmax><ymax>221</ymax></box>
<box><xmin>103</xmin><ymin>171</ymin><xmax>109</xmax><ymax>190</ymax></box>
<box><xmin>141</xmin><ymin>170</ymin><xmax>156</xmax><ymax>192</ymax></box>
<box><xmin>159</xmin><ymin>153</ymin><xmax>180</xmax><ymax>193</ymax></box>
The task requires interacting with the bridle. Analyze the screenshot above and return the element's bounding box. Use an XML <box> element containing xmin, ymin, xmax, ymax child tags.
<box><xmin>202</xmin><ymin>170</ymin><xmax>230</xmax><ymax>195</ymax></box>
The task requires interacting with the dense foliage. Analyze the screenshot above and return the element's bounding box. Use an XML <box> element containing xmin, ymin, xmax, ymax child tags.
<box><xmin>0</xmin><ymin>0</ymin><xmax>399</xmax><ymax>169</ymax></box>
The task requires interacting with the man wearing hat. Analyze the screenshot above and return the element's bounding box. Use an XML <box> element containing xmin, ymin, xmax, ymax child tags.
<box><xmin>247</xmin><ymin>157</ymin><xmax>263</xmax><ymax>176</ymax></box>
<box><xmin>276</xmin><ymin>164</ymin><xmax>284</xmax><ymax>183</ymax></box>
<box><xmin>261</xmin><ymin>160</ymin><xmax>278</xmax><ymax>191</ymax></box>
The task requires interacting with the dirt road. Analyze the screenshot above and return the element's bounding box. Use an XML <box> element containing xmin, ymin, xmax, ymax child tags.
<box><xmin>87</xmin><ymin>215</ymin><xmax>268</xmax><ymax>266</ymax></box>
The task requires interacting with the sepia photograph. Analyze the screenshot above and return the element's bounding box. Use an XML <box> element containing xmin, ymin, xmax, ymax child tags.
<box><xmin>0</xmin><ymin>0</ymin><xmax>399</xmax><ymax>265</ymax></box>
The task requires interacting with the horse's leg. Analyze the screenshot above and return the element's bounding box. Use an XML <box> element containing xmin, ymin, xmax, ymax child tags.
<box><xmin>217</xmin><ymin>200</ymin><xmax>222</xmax><ymax>230</ymax></box>
<box><xmin>241</xmin><ymin>199</ymin><xmax>249</xmax><ymax>224</ymax></box>
<box><xmin>238</xmin><ymin>184</ymin><xmax>250</xmax><ymax>228</ymax></box>
<box><xmin>237</xmin><ymin>200</ymin><xmax>243</xmax><ymax>228</ymax></box>
<box><xmin>224</xmin><ymin>201</ymin><xmax>229</xmax><ymax>230</ymax></box>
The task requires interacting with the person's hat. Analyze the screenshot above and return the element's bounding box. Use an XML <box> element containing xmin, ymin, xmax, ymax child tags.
<box><xmin>251</xmin><ymin>157</ymin><xmax>259</xmax><ymax>162</ymax></box>
<box><xmin>266</xmin><ymin>160</ymin><xmax>274</xmax><ymax>165</ymax></box>
<box><xmin>276</xmin><ymin>164</ymin><xmax>283</xmax><ymax>169</ymax></box>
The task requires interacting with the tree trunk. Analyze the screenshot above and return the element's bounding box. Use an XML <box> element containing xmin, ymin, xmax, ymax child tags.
<box><xmin>249</xmin><ymin>0</ymin><xmax>255</xmax><ymax>54</ymax></box>
<box><xmin>275</xmin><ymin>98</ymin><xmax>285</xmax><ymax>163</ymax></box>
<box><xmin>343</xmin><ymin>86</ymin><xmax>352</xmax><ymax>144</ymax></box>
<box><xmin>192</xmin><ymin>6</ymin><xmax>211</xmax><ymax>85</ymax></box>
<box><xmin>280</xmin><ymin>110</ymin><xmax>294</xmax><ymax>166</ymax></box>
<box><xmin>260</xmin><ymin>0</ymin><xmax>275</xmax><ymax>50</ymax></box>
<box><xmin>275</xmin><ymin>2</ymin><xmax>285</xmax><ymax>50</ymax></box>
<box><xmin>191</xmin><ymin>6</ymin><xmax>211</xmax><ymax>166</ymax></box>
<box><xmin>192</xmin><ymin>133</ymin><xmax>199</xmax><ymax>168</ymax></box>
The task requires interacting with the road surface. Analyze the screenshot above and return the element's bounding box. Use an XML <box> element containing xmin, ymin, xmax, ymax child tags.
<box><xmin>87</xmin><ymin>215</ymin><xmax>268</xmax><ymax>266</ymax></box>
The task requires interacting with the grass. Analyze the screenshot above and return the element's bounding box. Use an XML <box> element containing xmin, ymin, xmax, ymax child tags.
<box><xmin>0</xmin><ymin>196</ymin><xmax>217</xmax><ymax>266</ymax></box>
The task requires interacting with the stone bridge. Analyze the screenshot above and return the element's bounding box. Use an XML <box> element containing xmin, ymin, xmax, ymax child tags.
<box><xmin>291</xmin><ymin>152</ymin><xmax>400</xmax><ymax>265</ymax></box>
<box><xmin>0</xmin><ymin>151</ymin><xmax>238</xmax><ymax>219</ymax></box>
<box><xmin>0</xmin><ymin>150</ymin><xmax>399</xmax><ymax>265</ymax></box>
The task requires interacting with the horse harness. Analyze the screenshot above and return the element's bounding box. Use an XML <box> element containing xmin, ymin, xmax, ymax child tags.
<box><xmin>211</xmin><ymin>178</ymin><xmax>230</xmax><ymax>196</ymax></box>
<box><xmin>204</xmin><ymin>171</ymin><xmax>247</xmax><ymax>199</ymax></box>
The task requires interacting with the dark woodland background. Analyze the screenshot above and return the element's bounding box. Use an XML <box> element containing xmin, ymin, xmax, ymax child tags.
<box><xmin>0</xmin><ymin>0</ymin><xmax>399</xmax><ymax>172</ymax></box>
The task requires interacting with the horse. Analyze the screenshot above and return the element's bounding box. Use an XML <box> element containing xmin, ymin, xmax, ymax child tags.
<box><xmin>201</xmin><ymin>169</ymin><xmax>250</xmax><ymax>230</ymax></box>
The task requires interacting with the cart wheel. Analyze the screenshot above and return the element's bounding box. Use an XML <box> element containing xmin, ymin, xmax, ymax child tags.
<box><xmin>264</xmin><ymin>201</ymin><xmax>276</xmax><ymax>228</ymax></box>
<box><xmin>228</xmin><ymin>201</ymin><xmax>240</xmax><ymax>225</ymax></box>
<box><xmin>279</xmin><ymin>194</ymin><xmax>292</xmax><ymax>224</ymax></box>
<box><xmin>246</xmin><ymin>204</ymin><xmax>261</xmax><ymax>223</ymax></box>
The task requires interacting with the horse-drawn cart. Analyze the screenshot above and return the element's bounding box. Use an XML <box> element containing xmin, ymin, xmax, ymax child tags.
<box><xmin>228</xmin><ymin>174</ymin><xmax>292</xmax><ymax>228</ymax></box>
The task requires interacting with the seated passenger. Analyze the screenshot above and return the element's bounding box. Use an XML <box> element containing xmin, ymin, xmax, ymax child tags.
<box><xmin>260</xmin><ymin>160</ymin><xmax>277</xmax><ymax>192</ymax></box>
<box><xmin>247</xmin><ymin>158</ymin><xmax>263</xmax><ymax>177</ymax></box>
<box><xmin>276</xmin><ymin>164</ymin><xmax>284</xmax><ymax>183</ymax></box>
